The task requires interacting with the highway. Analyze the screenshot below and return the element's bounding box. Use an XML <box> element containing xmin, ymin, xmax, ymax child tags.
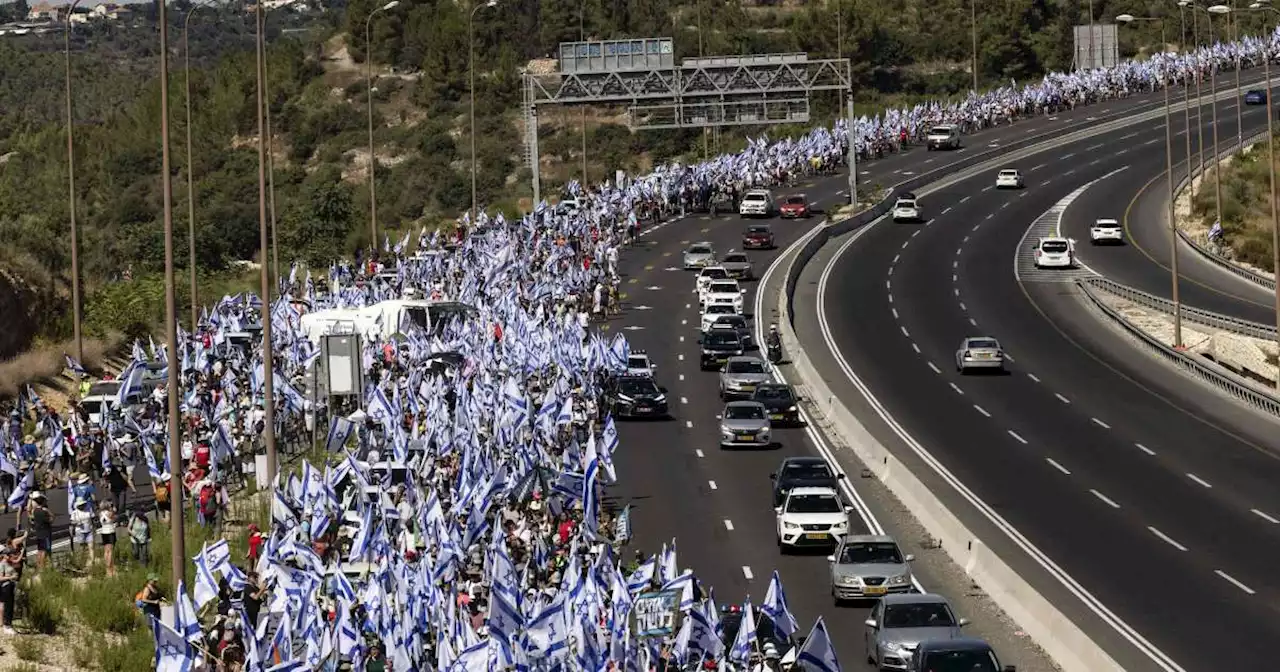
<box><xmin>799</xmin><ymin>84</ymin><xmax>1280</xmax><ymax>671</ymax></box>
<box><xmin>603</xmin><ymin>72</ymin><xmax>1277</xmax><ymax>668</ymax></box>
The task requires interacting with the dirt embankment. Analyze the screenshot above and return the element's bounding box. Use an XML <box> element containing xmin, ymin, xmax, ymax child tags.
<box><xmin>0</xmin><ymin>268</ymin><xmax>44</xmax><ymax>360</ymax></box>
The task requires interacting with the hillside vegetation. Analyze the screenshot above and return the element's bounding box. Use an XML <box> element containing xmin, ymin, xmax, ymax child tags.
<box><xmin>0</xmin><ymin>0</ymin><xmax>1177</xmax><ymax>354</ymax></box>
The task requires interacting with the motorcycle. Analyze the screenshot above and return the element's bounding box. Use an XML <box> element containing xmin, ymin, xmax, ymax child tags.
<box><xmin>766</xmin><ymin>340</ymin><xmax>783</xmax><ymax>364</ymax></box>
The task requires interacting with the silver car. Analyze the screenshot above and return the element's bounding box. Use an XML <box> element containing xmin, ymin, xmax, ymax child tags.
<box><xmin>719</xmin><ymin>401</ymin><xmax>772</xmax><ymax>449</ymax></box>
<box><xmin>955</xmin><ymin>337</ymin><xmax>1005</xmax><ymax>374</ymax></box>
<box><xmin>683</xmin><ymin>242</ymin><xmax>717</xmax><ymax>270</ymax></box>
<box><xmin>864</xmin><ymin>593</ymin><xmax>969</xmax><ymax>671</ymax></box>
<box><xmin>829</xmin><ymin>535</ymin><xmax>915</xmax><ymax>604</ymax></box>
<box><xmin>719</xmin><ymin>356</ymin><xmax>771</xmax><ymax>400</ymax></box>
<box><xmin>720</xmin><ymin>252</ymin><xmax>753</xmax><ymax>280</ymax></box>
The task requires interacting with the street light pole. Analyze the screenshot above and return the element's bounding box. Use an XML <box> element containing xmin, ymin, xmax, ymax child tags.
<box><xmin>63</xmin><ymin>0</ymin><xmax>84</xmax><ymax>370</ymax></box>
<box><xmin>1180</xmin><ymin>4</ymin><xmax>1194</xmax><ymax>193</ymax></box>
<box><xmin>1241</xmin><ymin>2</ymin><xmax>1280</xmax><ymax>389</ymax></box>
<box><xmin>970</xmin><ymin>0</ymin><xmax>979</xmax><ymax>91</ymax></box>
<box><xmin>158</xmin><ymin>0</ymin><xmax>186</xmax><ymax>584</ymax></box>
<box><xmin>1120</xmin><ymin>14</ymin><xmax>1184</xmax><ymax>347</ymax></box>
<box><xmin>364</xmin><ymin>1</ymin><xmax>399</xmax><ymax>249</ymax></box>
<box><xmin>254</xmin><ymin>0</ymin><xmax>277</xmax><ymax>485</ymax></box>
<box><xmin>1233</xmin><ymin>1</ymin><xmax>1244</xmax><ymax>143</ymax></box>
<box><xmin>469</xmin><ymin>0</ymin><xmax>497</xmax><ymax>224</ymax></box>
<box><xmin>183</xmin><ymin>2</ymin><xmax>206</xmax><ymax>333</ymax></box>
<box><xmin>579</xmin><ymin>0</ymin><xmax>587</xmax><ymax>186</ymax></box>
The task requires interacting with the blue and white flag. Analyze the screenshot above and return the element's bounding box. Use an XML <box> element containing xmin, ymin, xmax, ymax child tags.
<box><xmin>152</xmin><ymin>616</ymin><xmax>197</xmax><ymax>672</ymax></box>
<box><xmin>762</xmin><ymin>570</ymin><xmax>799</xmax><ymax>638</ymax></box>
<box><xmin>797</xmin><ymin>616</ymin><xmax>842</xmax><ymax>672</ymax></box>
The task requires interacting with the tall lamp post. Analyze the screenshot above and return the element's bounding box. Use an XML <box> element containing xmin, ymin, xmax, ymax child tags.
<box><xmin>1177</xmin><ymin>2</ymin><xmax>1195</xmax><ymax>197</ymax></box>
<box><xmin>1180</xmin><ymin>1</ymin><xmax>1209</xmax><ymax>183</ymax></box>
<box><xmin>1233</xmin><ymin>1</ymin><xmax>1280</xmax><ymax>390</ymax></box>
<box><xmin>970</xmin><ymin>0</ymin><xmax>979</xmax><ymax>91</ymax></box>
<box><xmin>1118</xmin><ymin>14</ymin><xmax>1184</xmax><ymax>347</ymax></box>
<box><xmin>364</xmin><ymin>0</ymin><xmax>399</xmax><ymax>249</ymax></box>
<box><xmin>63</xmin><ymin>0</ymin><xmax>84</xmax><ymax>370</ymax></box>
<box><xmin>469</xmin><ymin>0</ymin><xmax>498</xmax><ymax>224</ymax></box>
<box><xmin>254</xmin><ymin>0</ymin><xmax>277</xmax><ymax>485</ymax></box>
<box><xmin>158</xmin><ymin>0</ymin><xmax>185</xmax><ymax>584</ymax></box>
<box><xmin>183</xmin><ymin>1</ymin><xmax>209</xmax><ymax>332</ymax></box>
<box><xmin>1184</xmin><ymin>1</ymin><xmax>1224</xmax><ymax>229</ymax></box>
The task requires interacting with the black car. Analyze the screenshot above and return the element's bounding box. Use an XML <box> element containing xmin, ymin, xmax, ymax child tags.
<box><xmin>751</xmin><ymin>383</ymin><xmax>801</xmax><ymax>425</ymax></box>
<box><xmin>700</xmin><ymin>330</ymin><xmax>746</xmax><ymax>370</ymax></box>
<box><xmin>770</xmin><ymin>456</ymin><xmax>844</xmax><ymax>506</ymax></box>
<box><xmin>708</xmin><ymin>316</ymin><xmax>753</xmax><ymax>349</ymax></box>
<box><xmin>607</xmin><ymin>375</ymin><xmax>670</xmax><ymax>419</ymax></box>
<box><xmin>742</xmin><ymin>224</ymin><xmax>776</xmax><ymax>250</ymax></box>
<box><xmin>1245</xmin><ymin>89</ymin><xmax>1267</xmax><ymax>105</ymax></box>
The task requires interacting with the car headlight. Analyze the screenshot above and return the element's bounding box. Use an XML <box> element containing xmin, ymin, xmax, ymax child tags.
<box><xmin>653</xmin><ymin>394</ymin><xmax>666</xmax><ymax>403</ymax></box>
<box><xmin>617</xmin><ymin>394</ymin><xmax>633</xmax><ymax>403</ymax></box>
<box><xmin>783</xmin><ymin>521</ymin><xmax>800</xmax><ymax>530</ymax></box>
<box><xmin>787</xmin><ymin>405</ymin><xmax>798</xmax><ymax>412</ymax></box>
<box><xmin>720</xmin><ymin>426</ymin><xmax>732</xmax><ymax>436</ymax></box>
<box><xmin>838</xmin><ymin>575</ymin><xmax>859</xmax><ymax>587</ymax></box>
<box><xmin>890</xmin><ymin>573</ymin><xmax>911</xmax><ymax>584</ymax></box>
<box><xmin>832</xmin><ymin>520</ymin><xmax>848</xmax><ymax>530</ymax></box>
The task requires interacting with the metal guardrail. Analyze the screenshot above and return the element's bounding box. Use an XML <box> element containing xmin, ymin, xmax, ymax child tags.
<box><xmin>783</xmin><ymin>71</ymin><xmax>1271</xmax><ymax>327</ymax></box>
<box><xmin>1081</xmin><ymin>276</ymin><xmax>1278</xmax><ymax>340</ymax></box>
<box><xmin>1076</xmin><ymin>278</ymin><xmax>1280</xmax><ymax>417</ymax></box>
<box><xmin>1171</xmin><ymin>130</ymin><xmax>1279</xmax><ymax>291</ymax></box>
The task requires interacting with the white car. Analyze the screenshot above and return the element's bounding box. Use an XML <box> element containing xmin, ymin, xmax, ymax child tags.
<box><xmin>892</xmin><ymin>198</ymin><xmax>922</xmax><ymax>223</ymax></box>
<box><xmin>995</xmin><ymin>169</ymin><xmax>1024</xmax><ymax>189</ymax></box>
<box><xmin>695</xmin><ymin>266</ymin><xmax>731</xmax><ymax>297</ymax></box>
<box><xmin>703</xmin><ymin>280</ymin><xmax>745</xmax><ymax>314</ymax></box>
<box><xmin>739</xmin><ymin>189</ymin><xmax>775</xmax><ymax>217</ymax></box>
<box><xmin>775</xmin><ymin>486</ymin><xmax>852</xmax><ymax>551</ymax></box>
<box><xmin>1089</xmin><ymin>218</ymin><xmax>1124</xmax><ymax>244</ymax></box>
<box><xmin>1033</xmin><ymin>237</ymin><xmax>1075</xmax><ymax>268</ymax></box>
<box><xmin>925</xmin><ymin>124</ymin><xmax>962</xmax><ymax>150</ymax></box>
<box><xmin>626</xmin><ymin>352</ymin><xmax>654</xmax><ymax>377</ymax></box>
<box><xmin>700</xmin><ymin>303</ymin><xmax>740</xmax><ymax>332</ymax></box>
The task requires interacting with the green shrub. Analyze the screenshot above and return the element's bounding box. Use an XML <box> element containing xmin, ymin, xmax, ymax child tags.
<box><xmin>20</xmin><ymin>582</ymin><xmax>64</xmax><ymax>635</ymax></box>
<box><xmin>12</xmin><ymin>635</ymin><xmax>44</xmax><ymax>662</ymax></box>
<box><xmin>72</xmin><ymin>634</ymin><xmax>99</xmax><ymax>669</ymax></box>
<box><xmin>76</xmin><ymin>573</ymin><xmax>140</xmax><ymax>635</ymax></box>
<box><xmin>97</xmin><ymin>627</ymin><xmax>154</xmax><ymax>672</ymax></box>
<box><xmin>7</xmin><ymin>662</ymin><xmax>40</xmax><ymax>672</ymax></box>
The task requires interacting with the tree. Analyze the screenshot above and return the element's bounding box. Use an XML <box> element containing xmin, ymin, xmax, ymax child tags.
<box><xmin>282</xmin><ymin>166</ymin><xmax>356</xmax><ymax>268</ymax></box>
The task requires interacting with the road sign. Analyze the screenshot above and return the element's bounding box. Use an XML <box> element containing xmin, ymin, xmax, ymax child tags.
<box><xmin>631</xmin><ymin>590</ymin><xmax>682</xmax><ymax>638</ymax></box>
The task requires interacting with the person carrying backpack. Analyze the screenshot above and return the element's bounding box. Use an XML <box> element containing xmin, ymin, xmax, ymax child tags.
<box><xmin>198</xmin><ymin>482</ymin><xmax>219</xmax><ymax>528</ymax></box>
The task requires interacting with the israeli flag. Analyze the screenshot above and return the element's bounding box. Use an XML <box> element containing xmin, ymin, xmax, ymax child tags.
<box><xmin>152</xmin><ymin>616</ymin><xmax>196</xmax><ymax>672</ymax></box>
<box><xmin>797</xmin><ymin>616</ymin><xmax>842</xmax><ymax>672</ymax></box>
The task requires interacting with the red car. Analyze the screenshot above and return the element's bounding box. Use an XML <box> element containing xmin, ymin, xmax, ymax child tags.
<box><xmin>742</xmin><ymin>225</ymin><xmax>775</xmax><ymax>250</ymax></box>
<box><xmin>779</xmin><ymin>195</ymin><xmax>810</xmax><ymax>219</ymax></box>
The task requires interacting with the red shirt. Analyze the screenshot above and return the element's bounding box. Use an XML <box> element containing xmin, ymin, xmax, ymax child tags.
<box><xmin>557</xmin><ymin>520</ymin><xmax>575</xmax><ymax>544</ymax></box>
<box><xmin>247</xmin><ymin>532</ymin><xmax>264</xmax><ymax>562</ymax></box>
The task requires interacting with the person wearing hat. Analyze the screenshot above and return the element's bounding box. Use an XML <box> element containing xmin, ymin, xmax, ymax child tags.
<box><xmin>29</xmin><ymin>493</ymin><xmax>52</xmax><ymax>570</ymax></box>
<box><xmin>135</xmin><ymin>574</ymin><xmax>164</xmax><ymax>623</ymax></box>
<box><xmin>0</xmin><ymin>543</ymin><xmax>18</xmax><ymax>634</ymax></box>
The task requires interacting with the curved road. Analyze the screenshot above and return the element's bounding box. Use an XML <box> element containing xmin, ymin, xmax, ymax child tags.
<box><xmin>606</xmin><ymin>72</ymin><xmax>1280</xmax><ymax>669</ymax></box>
<box><xmin>802</xmin><ymin>84</ymin><xmax>1280</xmax><ymax>671</ymax></box>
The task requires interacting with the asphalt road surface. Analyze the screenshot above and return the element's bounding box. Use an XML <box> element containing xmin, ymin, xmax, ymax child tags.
<box><xmin>803</xmin><ymin>86</ymin><xmax>1280</xmax><ymax>671</ymax></box>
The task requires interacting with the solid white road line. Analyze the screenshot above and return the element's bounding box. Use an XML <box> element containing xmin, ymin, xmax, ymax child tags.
<box><xmin>1147</xmin><ymin>526</ymin><xmax>1188</xmax><ymax>552</ymax></box>
<box><xmin>1045</xmin><ymin>458</ymin><xmax>1071</xmax><ymax>475</ymax></box>
<box><xmin>1251</xmin><ymin>509</ymin><xmax>1280</xmax><ymax>524</ymax></box>
<box><xmin>1214</xmin><ymin>570</ymin><xmax>1256</xmax><ymax>595</ymax></box>
<box><xmin>1090</xmin><ymin>489</ymin><xmax>1121</xmax><ymax>509</ymax></box>
<box><xmin>1186</xmin><ymin>473</ymin><xmax>1212</xmax><ymax>488</ymax></box>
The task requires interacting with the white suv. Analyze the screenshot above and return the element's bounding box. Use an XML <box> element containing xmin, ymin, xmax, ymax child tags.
<box><xmin>1033</xmin><ymin>237</ymin><xmax>1075</xmax><ymax>268</ymax></box>
<box><xmin>702</xmin><ymin>280</ymin><xmax>744</xmax><ymax>314</ymax></box>
<box><xmin>775</xmin><ymin>486</ymin><xmax>851</xmax><ymax>551</ymax></box>
<box><xmin>738</xmin><ymin>189</ymin><xmax>774</xmax><ymax>217</ymax></box>
<box><xmin>995</xmin><ymin>169</ymin><xmax>1024</xmax><ymax>189</ymax></box>
<box><xmin>1089</xmin><ymin>218</ymin><xmax>1124</xmax><ymax>244</ymax></box>
<box><xmin>926</xmin><ymin>125</ymin><xmax>962</xmax><ymax>150</ymax></box>
<box><xmin>892</xmin><ymin>198</ymin><xmax>922</xmax><ymax>223</ymax></box>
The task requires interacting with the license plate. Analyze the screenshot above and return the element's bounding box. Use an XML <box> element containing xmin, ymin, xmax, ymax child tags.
<box><xmin>636</xmin><ymin>405</ymin><xmax>651</xmax><ymax>412</ymax></box>
<box><xmin>770</xmin><ymin>413</ymin><xmax>785</xmax><ymax>420</ymax></box>
<box><xmin>863</xmin><ymin>586</ymin><xmax>887</xmax><ymax>596</ymax></box>
<box><xmin>804</xmin><ymin>533</ymin><xmax>828</xmax><ymax>540</ymax></box>
<box><xmin>738</xmin><ymin>434</ymin><xmax>755</xmax><ymax>442</ymax></box>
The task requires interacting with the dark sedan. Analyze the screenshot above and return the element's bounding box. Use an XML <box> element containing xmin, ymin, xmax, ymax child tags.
<box><xmin>607</xmin><ymin>375</ymin><xmax>670</xmax><ymax>419</ymax></box>
<box><xmin>700</xmin><ymin>330</ymin><xmax>745</xmax><ymax>370</ymax></box>
<box><xmin>771</xmin><ymin>456</ymin><xmax>844</xmax><ymax>506</ymax></box>
<box><xmin>1245</xmin><ymin>89</ymin><xmax>1268</xmax><ymax>105</ymax></box>
<box><xmin>751</xmin><ymin>383</ymin><xmax>801</xmax><ymax>425</ymax></box>
<box><xmin>742</xmin><ymin>224</ymin><xmax>776</xmax><ymax>250</ymax></box>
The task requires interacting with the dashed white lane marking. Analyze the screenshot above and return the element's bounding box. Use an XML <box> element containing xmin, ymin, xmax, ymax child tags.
<box><xmin>912</xmin><ymin>230</ymin><xmax>921</xmax><ymax>238</ymax></box>
<box><xmin>1143</xmin><ymin>137</ymin><xmax>1160</xmax><ymax>145</ymax></box>
<box><xmin>1064</xmin><ymin>168</ymin><xmax>1076</xmax><ymax>175</ymax></box>
<box><xmin>953</xmin><ymin>274</ymin><xmax>959</xmax><ymax>282</ymax></box>
<box><xmin>685</xmin><ymin>420</ymin><xmax>694</xmax><ymax>428</ymax></box>
<box><xmin>742</xmin><ymin>566</ymin><xmax>754</xmax><ymax>580</ymax></box>
<box><xmin>1251</xmin><ymin>509</ymin><xmax>1280</xmax><ymax>524</ymax></box>
<box><xmin>1118</xmin><ymin>131</ymin><xmax>1139</xmax><ymax>141</ymax></box>
<box><xmin>1085</xmin><ymin>143</ymin><xmax>1105</xmax><ymax>151</ymax></box>
<box><xmin>1027</xmin><ymin>373</ymin><xmax>1041</xmax><ymax>382</ymax></box>
<box><xmin>953</xmin><ymin>260</ymin><xmax>959</xmax><ymax>269</ymax></box>
<box><xmin>985</xmin><ymin>213</ymin><xmax>994</xmax><ymax>219</ymax></box>
<box><xmin>1187</xmin><ymin>473</ymin><xmax>1213</xmax><ymax>489</ymax></box>
<box><xmin>1135</xmin><ymin>442</ymin><xmax>1155</xmax><ymax>455</ymax></box>
<box><xmin>679</xmin><ymin>335</ymin><xmax>685</xmax><ymax>342</ymax></box>
<box><xmin>949</xmin><ymin>382</ymin><xmax>964</xmax><ymax>395</ymax></box>
<box><xmin>680</xmin><ymin>396</ymin><xmax>688</xmax><ymax>404</ymax></box>
<box><xmin>901</xmin><ymin>240</ymin><xmax>910</xmax><ymax>250</ymax></box>
<box><xmin>893</xmin><ymin>254</ymin><xmax>900</xmax><ymax>264</ymax></box>
<box><xmin>974</xmin><ymin>404</ymin><xmax>991</xmax><ymax>417</ymax></box>
<box><xmin>678</xmin><ymin>354</ymin><xmax>685</xmax><ymax>361</ymax></box>
<box><xmin>708</xmin><ymin>480</ymin><xmax>718</xmax><ymax>490</ymax></box>
<box><xmin>1090</xmin><ymin>489</ymin><xmax>1121</xmax><ymax>509</ymax></box>
<box><xmin>1091</xmin><ymin>417</ymin><xmax>1110</xmax><ymax>429</ymax></box>
<box><xmin>1055</xmin><ymin>393</ymin><xmax>1070</xmax><ymax>404</ymax></box>
<box><xmin>695</xmin><ymin>449</ymin><xmax>705</xmax><ymax>458</ymax></box>
<box><xmin>1148</xmin><ymin>526</ymin><xmax>1188</xmax><ymax>552</ymax></box>
<box><xmin>968</xmin><ymin>318</ymin><xmax>978</xmax><ymax>326</ymax></box>
<box><xmin>1003</xmin><ymin>353</ymin><xmax>1015</xmax><ymax>362</ymax></box>
<box><xmin>955</xmin><ymin>247</ymin><xmax>962</xmax><ymax>257</ymax></box>
<box><xmin>1046</xmin><ymin>458</ymin><xmax>1071</xmax><ymax>475</ymax></box>
<box><xmin>1061</xmin><ymin>152</ymin><xmax>1075</xmax><ymax>159</ymax></box>
<box><xmin>900</xmin><ymin>326</ymin><xmax>910</xmax><ymax>337</ymax></box>
<box><xmin>1000</xmin><ymin>202</ymin><xmax>1010</xmax><ymax>210</ymax></box>
<box><xmin>928</xmin><ymin>362</ymin><xmax>940</xmax><ymax>373</ymax></box>
<box><xmin>886</xmin><ymin>280</ymin><xmax>892</xmax><ymax>290</ymax></box>
<box><xmin>959</xmin><ymin>302</ymin><xmax>967</xmax><ymax>311</ymax></box>
<box><xmin>981</xmin><ymin>185</ymin><xmax>993</xmax><ymax>192</ymax></box>
<box><xmin>941</xmin><ymin>206</ymin><xmax>953</xmax><ymax>215</ymax></box>
<box><xmin>892</xmin><ymin>308</ymin><xmax>899</xmax><ymax>319</ymax></box>
<box><xmin>685</xmin><ymin>303</ymin><xmax>691</xmax><ymax>309</ymax></box>
<box><xmin>723</xmin><ymin>519</ymin><xmax>734</xmax><ymax>531</ymax></box>
<box><xmin>681</xmin><ymin>319</ymin><xmax>688</xmax><ymax>325</ymax></box>
<box><xmin>911</xmin><ymin>343</ymin><xmax>921</xmax><ymax>354</ymax></box>
<box><xmin>971</xmin><ymin>224</ymin><xmax>980</xmax><ymax>232</ymax></box>
<box><xmin>1215</xmin><ymin>570</ymin><xmax>1256</xmax><ymax>594</ymax></box>
<box><xmin>1008</xmin><ymin>430</ymin><xmax>1028</xmax><ymax>444</ymax></box>
<box><xmin>960</xmin><ymin>196</ymin><xmax>971</xmax><ymax>203</ymax></box>
<box><xmin>679</xmin><ymin>373</ymin><xmax>685</xmax><ymax>381</ymax></box>
<box><xmin>888</xmin><ymin>293</ymin><xmax>894</xmax><ymax>304</ymax></box>
<box><xmin>1030</xmin><ymin>163</ymin><xmax>1047</xmax><ymax>171</ymax></box>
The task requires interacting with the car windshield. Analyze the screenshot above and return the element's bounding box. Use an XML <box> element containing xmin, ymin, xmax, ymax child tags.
<box><xmin>968</xmin><ymin>339</ymin><xmax>999</xmax><ymax>350</ymax></box>
<box><xmin>618</xmin><ymin>378</ymin><xmax>658</xmax><ymax>395</ymax></box>
<box><xmin>838</xmin><ymin>542</ymin><xmax>903</xmax><ymax>564</ymax></box>
<box><xmin>706</xmin><ymin>332</ymin><xmax>740</xmax><ymax>346</ymax></box>
<box><xmin>81</xmin><ymin>400</ymin><xmax>104</xmax><ymax>416</ymax></box>
<box><xmin>709</xmin><ymin>282</ymin><xmax>738</xmax><ymax>294</ymax></box>
<box><xmin>714</xmin><ymin>317</ymin><xmax>746</xmax><ymax>329</ymax></box>
<box><xmin>930</xmin><ymin>126</ymin><xmax>952</xmax><ymax>135</ymax></box>
<box><xmin>1095</xmin><ymin>220</ymin><xmax>1118</xmax><ymax>227</ymax></box>
<box><xmin>743</xmin><ymin>194</ymin><xmax>767</xmax><ymax>202</ymax></box>
<box><xmin>627</xmin><ymin>356</ymin><xmax>649</xmax><ymax>369</ymax></box>
<box><xmin>701</xmin><ymin>268</ymin><xmax>729</xmax><ymax>280</ymax></box>
<box><xmin>726</xmin><ymin>360</ymin><xmax>767</xmax><ymax>374</ymax></box>
<box><xmin>781</xmin><ymin>462</ymin><xmax>831</xmax><ymax>481</ymax></box>
<box><xmin>1042</xmin><ymin>241</ymin><xmax>1069</xmax><ymax>253</ymax></box>
<box><xmin>785</xmin><ymin>196</ymin><xmax>805</xmax><ymax>205</ymax></box>
<box><xmin>1249</xmin><ymin>90</ymin><xmax>1265</xmax><ymax>96</ymax></box>
<box><xmin>787</xmin><ymin>493</ymin><xmax>841</xmax><ymax>513</ymax></box>
<box><xmin>755</xmin><ymin>386</ymin><xmax>794</xmax><ymax>402</ymax></box>
<box><xmin>883</xmin><ymin>603</ymin><xmax>957</xmax><ymax>628</ymax></box>
<box><xmin>747</xmin><ymin>226</ymin><xmax>771</xmax><ymax>234</ymax></box>
<box><xmin>725</xmin><ymin>404</ymin><xmax>765</xmax><ymax>420</ymax></box>
<box><xmin>896</xmin><ymin>200</ymin><xmax>916</xmax><ymax>208</ymax></box>
<box><xmin>689</xmin><ymin>246</ymin><xmax>712</xmax><ymax>255</ymax></box>
<box><xmin>706</xmin><ymin>305</ymin><xmax>734</xmax><ymax>315</ymax></box>
<box><xmin>723</xmin><ymin>254</ymin><xmax>748</xmax><ymax>264</ymax></box>
<box><xmin>919</xmin><ymin>651</ymin><xmax>1001</xmax><ymax>672</ymax></box>
<box><xmin>88</xmin><ymin>382</ymin><xmax>120</xmax><ymax>397</ymax></box>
